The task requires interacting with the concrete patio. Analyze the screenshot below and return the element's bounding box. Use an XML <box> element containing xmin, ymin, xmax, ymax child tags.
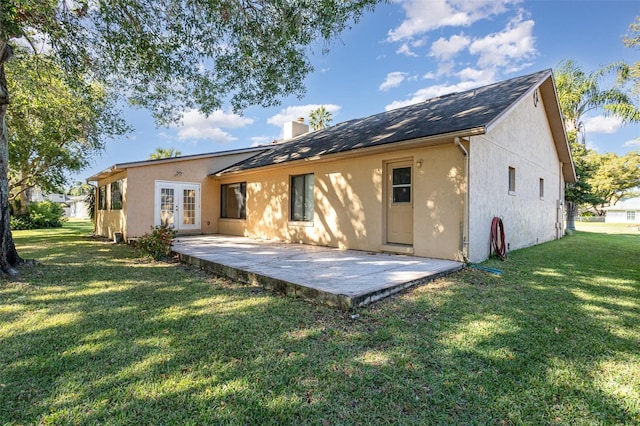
<box><xmin>171</xmin><ymin>235</ymin><xmax>464</xmax><ymax>310</ymax></box>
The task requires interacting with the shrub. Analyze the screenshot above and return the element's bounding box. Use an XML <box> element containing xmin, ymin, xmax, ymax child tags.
<box><xmin>136</xmin><ymin>225</ymin><xmax>176</xmax><ymax>260</ymax></box>
<box><xmin>11</xmin><ymin>201</ymin><xmax>67</xmax><ymax>230</ymax></box>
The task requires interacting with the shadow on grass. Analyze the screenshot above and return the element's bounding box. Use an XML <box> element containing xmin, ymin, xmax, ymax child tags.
<box><xmin>1</xmin><ymin>226</ymin><xmax>638</xmax><ymax>424</ymax></box>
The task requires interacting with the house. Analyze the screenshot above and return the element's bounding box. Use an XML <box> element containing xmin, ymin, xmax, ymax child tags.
<box><xmin>86</xmin><ymin>147</ymin><xmax>268</xmax><ymax>240</ymax></box>
<box><xmin>67</xmin><ymin>195</ymin><xmax>90</xmax><ymax>219</ymax></box>
<box><xmin>88</xmin><ymin>69</ymin><xmax>575</xmax><ymax>263</ymax></box>
<box><xmin>603</xmin><ymin>198</ymin><xmax>640</xmax><ymax>223</ymax></box>
<box><xmin>29</xmin><ymin>189</ymin><xmax>87</xmax><ymax>218</ymax></box>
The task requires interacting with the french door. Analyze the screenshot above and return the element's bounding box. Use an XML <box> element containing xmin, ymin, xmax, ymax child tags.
<box><xmin>154</xmin><ymin>181</ymin><xmax>201</xmax><ymax>231</ymax></box>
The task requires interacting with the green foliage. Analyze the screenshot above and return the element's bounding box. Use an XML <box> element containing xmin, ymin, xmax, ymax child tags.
<box><xmin>309</xmin><ymin>106</ymin><xmax>333</xmax><ymax>131</ymax></box>
<box><xmin>6</xmin><ymin>48</ymin><xmax>128</xmax><ymax>208</ymax></box>
<box><xmin>68</xmin><ymin>181</ymin><xmax>94</xmax><ymax>196</ymax></box>
<box><xmin>587</xmin><ymin>150</ymin><xmax>640</xmax><ymax>212</ymax></box>
<box><xmin>3</xmin><ymin>0</ymin><xmax>380</xmax><ymax>122</ymax></box>
<box><xmin>564</xmin><ymin>131</ymin><xmax>603</xmax><ymax>207</ymax></box>
<box><xmin>555</xmin><ymin>60</ymin><xmax>640</xmax><ymax>223</ymax></box>
<box><xmin>555</xmin><ymin>59</ymin><xmax>640</xmax><ymax>137</ymax></box>
<box><xmin>623</xmin><ymin>16</ymin><xmax>640</xmax><ymax>96</ymax></box>
<box><xmin>149</xmin><ymin>147</ymin><xmax>182</xmax><ymax>160</ymax></box>
<box><xmin>85</xmin><ymin>187</ymin><xmax>96</xmax><ymax>220</ymax></box>
<box><xmin>10</xmin><ymin>200</ymin><xmax>66</xmax><ymax>230</ymax></box>
<box><xmin>136</xmin><ymin>225</ymin><xmax>176</xmax><ymax>260</ymax></box>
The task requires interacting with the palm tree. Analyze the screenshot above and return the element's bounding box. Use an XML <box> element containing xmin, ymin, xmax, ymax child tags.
<box><xmin>68</xmin><ymin>181</ymin><xmax>94</xmax><ymax>196</ymax></box>
<box><xmin>554</xmin><ymin>60</ymin><xmax>640</xmax><ymax>229</ymax></box>
<box><xmin>555</xmin><ymin>60</ymin><xmax>640</xmax><ymax>144</ymax></box>
<box><xmin>149</xmin><ymin>147</ymin><xmax>182</xmax><ymax>160</ymax></box>
<box><xmin>309</xmin><ymin>106</ymin><xmax>332</xmax><ymax>131</ymax></box>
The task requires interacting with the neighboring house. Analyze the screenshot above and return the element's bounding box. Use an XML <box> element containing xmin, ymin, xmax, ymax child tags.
<box><xmin>67</xmin><ymin>196</ymin><xmax>90</xmax><ymax>219</ymax></box>
<box><xmin>89</xmin><ymin>69</ymin><xmax>576</xmax><ymax>263</ymax></box>
<box><xmin>603</xmin><ymin>198</ymin><xmax>640</xmax><ymax>223</ymax></box>
<box><xmin>29</xmin><ymin>189</ymin><xmax>79</xmax><ymax>217</ymax></box>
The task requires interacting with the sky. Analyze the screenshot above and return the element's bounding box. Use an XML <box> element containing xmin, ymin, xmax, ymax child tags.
<box><xmin>79</xmin><ymin>0</ymin><xmax>640</xmax><ymax>183</ymax></box>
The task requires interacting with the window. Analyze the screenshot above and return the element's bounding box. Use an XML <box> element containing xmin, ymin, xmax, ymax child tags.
<box><xmin>539</xmin><ymin>178</ymin><xmax>544</xmax><ymax>199</ymax></box>
<box><xmin>508</xmin><ymin>167</ymin><xmax>516</xmax><ymax>193</ymax></box>
<box><xmin>183</xmin><ymin>188</ymin><xmax>196</xmax><ymax>224</ymax></box>
<box><xmin>110</xmin><ymin>180</ymin><xmax>123</xmax><ymax>210</ymax></box>
<box><xmin>291</xmin><ymin>174</ymin><xmax>314</xmax><ymax>222</ymax></box>
<box><xmin>627</xmin><ymin>211</ymin><xmax>636</xmax><ymax>221</ymax></box>
<box><xmin>392</xmin><ymin>166</ymin><xmax>412</xmax><ymax>203</ymax></box>
<box><xmin>159</xmin><ymin>187</ymin><xmax>175</xmax><ymax>227</ymax></box>
<box><xmin>98</xmin><ymin>186</ymin><xmax>107</xmax><ymax>210</ymax></box>
<box><xmin>221</xmin><ymin>182</ymin><xmax>246</xmax><ymax>219</ymax></box>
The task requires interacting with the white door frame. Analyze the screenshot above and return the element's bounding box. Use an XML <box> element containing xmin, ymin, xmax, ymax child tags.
<box><xmin>154</xmin><ymin>180</ymin><xmax>201</xmax><ymax>231</ymax></box>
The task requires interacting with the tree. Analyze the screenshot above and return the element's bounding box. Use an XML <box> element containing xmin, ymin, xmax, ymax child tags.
<box><xmin>149</xmin><ymin>147</ymin><xmax>182</xmax><ymax>160</ymax></box>
<box><xmin>6</xmin><ymin>48</ymin><xmax>127</xmax><ymax>215</ymax></box>
<box><xmin>623</xmin><ymin>16</ymin><xmax>640</xmax><ymax>96</ymax></box>
<box><xmin>0</xmin><ymin>0</ymin><xmax>380</xmax><ymax>276</ymax></box>
<box><xmin>563</xmin><ymin>133</ymin><xmax>603</xmax><ymax>230</ymax></box>
<box><xmin>587</xmin><ymin>151</ymin><xmax>640</xmax><ymax>214</ymax></box>
<box><xmin>554</xmin><ymin>60</ymin><xmax>640</xmax><ymax>229</ymax></box>
<box><xmin>309</xmin><ymin>106</ymin><xmax>333</xmax><ymax>131</ymax></box>
<box><xmin>68</xmin><ymin>181</ymin><xmax>94</xmax><ymax>197</ymax></box>
<box><xmin>554</xmin><ymin>60</ymin><xmax>640</xmax><ymax>143</ymax></box>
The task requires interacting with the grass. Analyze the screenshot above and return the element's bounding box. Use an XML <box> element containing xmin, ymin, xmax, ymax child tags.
<box><xmin>575</xmin><ymin>221</ymin><xmax>640</xmax><ymax>234</ymax></box>
<box><xmin>1</xmin><ymin>220</ymin><xmax>638</xmax><ymax>425</ymax></box>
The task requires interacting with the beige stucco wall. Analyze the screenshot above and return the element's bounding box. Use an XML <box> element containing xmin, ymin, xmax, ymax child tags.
<box><xmin>94</xmin><ymin>170</ymin><xmax>127</xmax><ymax>240</ymax></box>
<box><xmin>93</xmin><ymin>151</ymin><xmax>259</xmax><ymax>240</ymax></box>
<box><xmin>467</xmin><ymin>88</ymin><xmax>565</xmax><ymax>262</ymax></box>
<box><xmin>216</xmin><ymin>143</ymin><xmax>466</xmax><ymax>261</ymax></box>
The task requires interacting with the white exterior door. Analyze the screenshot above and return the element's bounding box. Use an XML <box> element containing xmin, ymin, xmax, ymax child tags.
<box><xmin>154</xmin><ymin>181</ymin><xmax>201</xmax><ymax>231</ymax></box>
<box><xmin>386</xmin><ymin>161</ymin><xmax>413</xmax><ymax>245</ymax></box>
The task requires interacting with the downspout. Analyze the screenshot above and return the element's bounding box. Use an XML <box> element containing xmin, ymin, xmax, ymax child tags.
<box><xmin>454</xmin><ymin>137</ymin><xmax>470</xmax><ymax>262</ymax></box>
<box><xmin>557</xmin><ymin>161</ymin><xmax>564</xmax><ymax>239</ymax></box>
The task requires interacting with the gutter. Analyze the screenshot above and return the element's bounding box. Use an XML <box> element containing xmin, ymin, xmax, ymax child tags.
<box><xmin>213</xmin><ymin>127</ymin><xmax>486</xmax><ymax>178</ymax></box>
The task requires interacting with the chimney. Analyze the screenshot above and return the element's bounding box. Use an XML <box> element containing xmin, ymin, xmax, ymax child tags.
<box><xmin>284</xmin><ymin>117</ymin><xmax>309</xmax><ymax>140</ymax></box>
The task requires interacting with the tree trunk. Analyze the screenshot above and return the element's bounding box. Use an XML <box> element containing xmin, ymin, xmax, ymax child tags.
<box><xmin>0</xmin><ymin>42</ymin><xmax>22</xmax><ymax>277</ymax></box>
<box><xmin>566</xmin><ymin>200</ymin><xmax>577</xmax><ymax>232</ymax></box>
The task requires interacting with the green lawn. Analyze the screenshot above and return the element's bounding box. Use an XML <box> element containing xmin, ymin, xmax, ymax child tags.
<box><xmin>576</xmin><ymin>221</ymin><xmax>640</xmax><ymax>234</ymax></box>
<box><xmin>1</xmin><ymin>220</ymin><xmax>638</xmax><ymax>425</ymax></box>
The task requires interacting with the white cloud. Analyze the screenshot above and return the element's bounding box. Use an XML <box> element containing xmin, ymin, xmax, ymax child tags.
<box><xmin>267</xmin><ymin>104</ymin><xmax>341</xmax><ymax>128</ymax></box>
<box><xmin>388</xmin><ymin>0</ymin><xmax>522</xmax><ymax>42</ymax></box>
<box><xmin>437</xmin><ymin>60</ymin><xmax>456</xmax><ymax>76</ymax></box>
<box><xmin>456</xmin><ymin>67</ymin><xmax>496</xmax><ymax>83</ymax></box>
<box><xmin>172</xmin><ymin>109</ymin><xmax>253</xmax><ymax>143</ymax></box>
<box><xmin>583</xmin><ymin>115</ymin><xmax>624</xmax><ymax>134</ymax></box>
<box><xmin>429</xmin><ymin>33</ymin><xmax>471</xmax><ymax>60</ymax></box>
<box><xmin>469</xmin><ymin>15</ymin><xmax>536</xmax><ymax>69</ymax></box>
<box><xmin>379</xmin><ymin>72</ymin><xmax>409</xmax><ymax>91</ymax></box>
<box><xmin>396</xmin><ymin>42</ymin><xmax>418</xmax><ymax>57</ymax></box>
<box><xmin>623</xmin><ymin>138</ymin><xmax>640</xmax><ymax>147</ymax></box>
<box><xmin>176</xmin><ymin>127</ymin><xmax>235</xmax><ymax>143</ymax></box>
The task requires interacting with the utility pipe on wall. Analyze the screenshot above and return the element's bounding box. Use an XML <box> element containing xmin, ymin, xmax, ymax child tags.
<box><xmin>557</xmin><ymin>161</ymin><xmax>564</xmax><ymax>239</ymax></box>
<box><xmin>454</xmin><ymin>137</ymin><xmax>470</xmax><ymax>262</ymax></box>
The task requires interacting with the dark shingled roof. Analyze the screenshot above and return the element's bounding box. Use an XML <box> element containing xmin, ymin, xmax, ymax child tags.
<box><xmin>216</xmin><ymin>69</ymin><xmax>552</xmax><ymax>175</ymax></box>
